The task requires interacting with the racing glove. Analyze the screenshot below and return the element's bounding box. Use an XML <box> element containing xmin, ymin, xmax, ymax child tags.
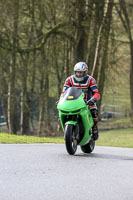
<box><xmin>86</xmin><ymin>98</ymin><xmax>97</xmax><ymax>106</ymax></box>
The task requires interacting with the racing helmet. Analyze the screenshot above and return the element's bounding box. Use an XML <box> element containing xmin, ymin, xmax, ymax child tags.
<box><xmin>74</xmin><ymin>62</ymin><xmax>88</xmax><ymax>82</ymax></box>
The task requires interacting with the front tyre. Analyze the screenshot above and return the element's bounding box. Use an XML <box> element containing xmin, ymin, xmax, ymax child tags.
<box><xmin>64</xmin><ymin>124</ymin><xmax>77</xmax><ymax>155</ymax></box>
<box><xmin>80</xmin><ymin>139</ymin><xmax>95</xmax><ymax>153</ymax></box>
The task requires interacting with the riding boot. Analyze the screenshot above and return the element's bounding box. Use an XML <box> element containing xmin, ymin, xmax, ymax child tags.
<box><xmin>92</xmin><ymin>124</ymin><xmax>99</xmax><ymax>141</ymax></box>
<box><xmin>90</xmin><ymin>109</ymin><xmax>99</xmax><ymax>140</ymax></box>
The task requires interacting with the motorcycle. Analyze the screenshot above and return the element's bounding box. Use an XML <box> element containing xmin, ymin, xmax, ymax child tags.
<box><xmin>57</xmin><ymin>87</ymin><xmax>95</xmax><ymax>155</ymax></box>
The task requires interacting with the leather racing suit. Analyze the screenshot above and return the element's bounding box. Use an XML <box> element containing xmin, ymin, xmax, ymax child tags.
<box><xmin>62</xmin><ymin>74</ymin><xmax>100</xmax><ymax>125</ymax></box>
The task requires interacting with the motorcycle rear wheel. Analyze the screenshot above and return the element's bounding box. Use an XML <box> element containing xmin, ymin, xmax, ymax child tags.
<box><xmin>64</xmin><ymin>124</ymin><xmax>77</xmax><ymax>155</ymax></box>
<box><xmin>80</xmin><ymin>139</ymin><xmax>95</xmax><ymax>153</ymax></box>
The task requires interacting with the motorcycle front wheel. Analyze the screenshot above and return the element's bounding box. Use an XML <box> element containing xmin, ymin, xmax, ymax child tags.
<box><xmin>64</xmin><ymin>124</ymin><xmax>77</xmax><ymax>155</ymax></box>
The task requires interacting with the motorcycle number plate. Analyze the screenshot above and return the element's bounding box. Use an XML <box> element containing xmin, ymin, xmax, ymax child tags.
<box><xmin>68</xmin><ymin>96</ymin><xmax>74</xmax><ymax>99</ymax></box>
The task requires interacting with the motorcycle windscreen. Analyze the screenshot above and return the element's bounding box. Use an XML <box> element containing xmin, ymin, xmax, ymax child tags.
<box><xmin>63</xmin><ymin>87</ymin><xmax>82</xmax><ymax>100</ymax></box>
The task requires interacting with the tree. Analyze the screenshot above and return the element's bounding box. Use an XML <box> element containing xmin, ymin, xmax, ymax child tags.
<box><xmin>115</xmin><ymin>0</ymin><xmax>133</xmax><ymax>121</ymax></box>
<box><xmin>97</xmin><ymin>0</ymin><xmax>114</xmax><ymax>114</ymax></box>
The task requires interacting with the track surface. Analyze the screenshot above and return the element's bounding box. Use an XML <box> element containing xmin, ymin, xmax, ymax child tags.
<box><xmin>0</xmin><ymin>144</ymin><xmax>133</xmax><ymax>200</ymax></box>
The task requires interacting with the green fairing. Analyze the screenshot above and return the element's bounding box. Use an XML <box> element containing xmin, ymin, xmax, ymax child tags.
<box><xmin>57</xmin><ymin>89</ymin><xmax>94</xmax><ymax>146</ymax></box>
<box><xmin>65</xmin><ymin>121</ymin><xmax>77</xmax><ymax>126</ymax></box>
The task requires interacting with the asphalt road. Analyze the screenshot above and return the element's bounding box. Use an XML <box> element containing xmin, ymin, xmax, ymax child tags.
<box><xmin>0</xmin><ymin>144</ymin><xmax>133</xmax><ymax>200</ymax></box>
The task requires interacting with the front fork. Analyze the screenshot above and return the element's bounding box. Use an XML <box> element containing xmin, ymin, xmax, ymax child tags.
<box><xmin>73</xmin><ymin>123</ymin><xmax>80</xmax><ymax>141</ymax></box>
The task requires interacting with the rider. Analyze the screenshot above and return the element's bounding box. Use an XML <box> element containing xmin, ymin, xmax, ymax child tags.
<box><xmin>61</xmin><ymin>62</ymin><xmax>100</xmax><ymax>140</ymax></box>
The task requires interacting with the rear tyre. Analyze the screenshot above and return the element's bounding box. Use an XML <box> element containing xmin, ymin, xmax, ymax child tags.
<box><xmin>64</xmin><ymin>124</ymin><xmax>77</xmax><ymax>155</ymax></box>
<box><xmin>80</xmin><ymin>139</ymin><xmax>95</xmax><ymax>153</ymax></box>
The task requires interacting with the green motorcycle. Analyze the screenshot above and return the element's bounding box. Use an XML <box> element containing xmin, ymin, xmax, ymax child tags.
<box><xmin>57</xmin><ymin>87</ymin><xmax>95</xmax><ymax>155</ymax></box>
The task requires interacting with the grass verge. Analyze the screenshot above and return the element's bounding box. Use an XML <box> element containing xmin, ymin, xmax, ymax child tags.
<box><xmin>96</xmin><ymin>128</ymin><xmax>133</xmax><ymax>148</ymax></box>
<box><xmin>0</xmin><ymin>128</ymin><xmax>133</xmax><ymax>148</ymax></box>
<box><xmin>0</xmin><ymin>133</ymin><xmax>64</xmax><ymax>144</ymax></box>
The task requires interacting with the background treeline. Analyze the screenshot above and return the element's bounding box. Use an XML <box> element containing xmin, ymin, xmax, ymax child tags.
<box><xmin>0</xmin><ymin>0</ymin><xmax>133</xmax><ymax>135</ymax></box>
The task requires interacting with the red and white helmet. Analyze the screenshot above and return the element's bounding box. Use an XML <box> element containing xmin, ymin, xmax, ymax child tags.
<box><xmin>74</xmin><ymin>62</ymin><xmax>88</xmax><ymax>82</ymax></box>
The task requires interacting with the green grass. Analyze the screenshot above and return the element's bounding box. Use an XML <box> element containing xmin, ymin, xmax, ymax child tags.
<box><xmin>0</xmin><ymin>128</ymin><xmax>133</xmax><ymax>148</ymax></box>
<box><xmin>99</xmin><ymin>117</ymin><xmax>133</xmax><ymax>130</ymax></box>
<box><xmin>107</xmin><ymin>117</ymin><xmax>131</xmax><ymax>124</ymax></box>
<box><xmin>0</xmin><ymin>133</ymin><xmax>64</xmax><ymax>144</ymax></box>
<box><xmin>96</xmin><ymin>128</ymin><xmax>133</xmax><ymax>148</ymax></box>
